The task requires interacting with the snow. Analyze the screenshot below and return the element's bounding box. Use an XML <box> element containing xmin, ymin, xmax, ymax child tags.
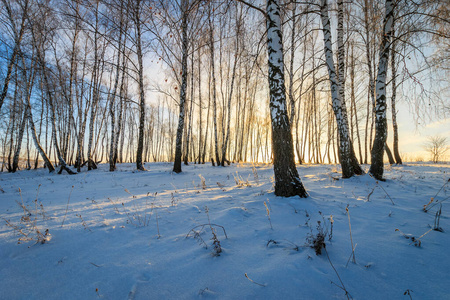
<box><xmin>0</xmin><ymin>162</ymin><xmax>449</xmax><ymax>299</ymax></box>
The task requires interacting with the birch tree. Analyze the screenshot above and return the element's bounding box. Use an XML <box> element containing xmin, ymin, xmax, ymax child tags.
<box><xmin>0</xmin><ymin>0</ymin><xmax>28</xmax><ymax>111</ymax></box>
<box><xmin>233</xmin><ymin>0</ymin><xmax>307</xmax><ymax>196</ymax></box>
<box><xmin>22</xmin><ymin>54</ymin><xmax>54</xmax><ymax>172</ymax></box>
<box><xmin>173</xmin><ymin>0</ymin><xmax>189</xmax><ymax>173</ymax></box>
<box><xmin>132</xmin><ymin>0</ymin><xmax>147</xmax><ymax>171</ymax></box>
<box><xmin>390</xmin><ymin>21</ymin><xmax>402</xmax><ymax>164</ymax></box>
<box><xmin>319</xmin><ymin>0</ymin><xmax>362</xmax><ymax>178</ymax></box>
<box><xmin>265</xmin><ymin>0</ymin><xmax>307</xmax><ymax>197</ymax></box>
<box><xmin>369</xmin><ymin>0</ymin><xmax>394</xmax><ymax>180</ymax></box>
<box><xmin>108</xmin><ymin>0</ymin><xmax>126</xmax><ymax>171</ymax></box>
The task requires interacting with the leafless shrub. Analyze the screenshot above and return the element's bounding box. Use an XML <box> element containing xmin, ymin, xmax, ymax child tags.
<box><xmin>2</xmin><ymin>187</ymin><xmax>51</xmax><ymax>245</ymax></box>
<box><xmin>252</xmin><ymin>165</ymin><xmax>259</xmax><ymax>184</ymax></box>
<box><xmin>233</xmin><ymin>172</ymin><xmax>251</xmax><ymax>187</ymax></box>
<box><xmin>186</xmin><ymin>206</ymin><xmax>227</xmax><ymax>256</ymax></box>
<box><xmin>306</xmin><ymin>212</ymin><xmax>334</xmax><ymax>256</ymax></box>
<box><xmin>199</xmin><ymin>174</ymin><xmax>207</xmax><ymax>190</ymax></box>
<box><xmin>264</xmin><ymin>201</ymin><xmax>273</xmax><ymax>230</ymax></box>
<box><xmin>76</xmin><ymin>214</ymin><xmax>91</xmax><ymax>232</ymax></box>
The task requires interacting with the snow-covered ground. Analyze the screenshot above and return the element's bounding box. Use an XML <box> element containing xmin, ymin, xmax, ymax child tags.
<box><xmin>0</xmin><ymin>162</ymin><xmax>448</xmax><ymax>299</ymax></box>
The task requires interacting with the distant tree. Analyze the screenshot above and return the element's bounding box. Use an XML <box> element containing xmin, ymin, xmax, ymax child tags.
<box><xmin>423</xmin><ymin>136</ymin><xmax>448</xmax><ymax>163</ymax></box>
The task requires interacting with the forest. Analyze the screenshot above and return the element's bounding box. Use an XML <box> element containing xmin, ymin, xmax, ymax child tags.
<box><xmin>0</xmin><ymin>0</ymin><xmax>448</xmax><ymax>183</ymax></box>
<box><xmin>1</xmin><ymin>1</ymin><xmax>449</xmax><ymax>299</ymax></box>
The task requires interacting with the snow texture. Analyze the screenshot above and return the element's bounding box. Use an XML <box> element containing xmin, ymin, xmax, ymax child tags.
<box><xmin>0</xmin><ymin>162</ymin><xmax>449</xmax><ymax>299</ymax></box>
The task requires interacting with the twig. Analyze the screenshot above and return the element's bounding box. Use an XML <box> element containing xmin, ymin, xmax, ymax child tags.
<box><xmin>404</xmin><ymin>289</ymin><xmax>413</xmax><ymax>299</ymax></box>
<box><xmin>395</xmin><ymin>228</ymin><xmax>432</xmax><ymax>247</ymax></box>
<box><xmin>423</xmin><ymin>178</ymin><xmax>449</xmax><ymax>212</ymax></box>
<box><xmin>367</xmin><ymin>186</ymin><xmax>376</xmax><ymax>201</ymax></box>
<box><xmin>92</xmin><ymin>199</ymin><xmax>108</xmax><ymax>225</ymax></box>
<box><xmin>432</xmin><ymin>178</ymin><xmax>449</xmax><ymax>199</ymax></box>
<box><xmin>324</xmin><ymin>246</ymin><xmax>351</xmax><ymax>299</ymax></box>
<box><xmin>61</xmin><ymin>186</ymin><xmax>74</xmax><ymax>227</ymax></box>
<box><xmin>345</xmin><ymin>244</ymin><xmax>358</xmax><ymax>267</ymax></box>
<box><xmin>244</xmin><ymin>273</ymin><xmax>265</xmax><ymax>287</ymax></box>
<box><xmin>90</xmin><ymin>262</ymin><xmax>102</xmax><ymax>268</ymax></box>
<box><xmin>288</xmin><ymin>204</ymin><xmax>298</xmax><ymax>213</ymax></box>
<box><xmin>433</xmin><ymin>204</ymin><xmax>443</xmax><ymax>232</ymax></box>
<box><xmin>264</xmin><ymin>201</ymin><xmax>273</xmax><ymax>230</ymax></box>
<box><xmin>107</xmin><ymin>197</ymin><xmax>121</xmax><ymax>214</ymax></box>
<box><xmin>346</xmin><ymin>206</ymin><xmax>356</xmax><ymax>264</ymax></box>
<box><xmin>187</xmin><ymin>224</ymin><xmax>228</xmax><ymax>239</ymax></box>
<box><xmin>155</xmin><ymin>207</ymin><xmax>160</xmax><ymax>239</ymax></box>
<box><xmin>377</xmin><ymin>183</ymin><xmax>395</xmax><ymax>205</ymax></box>
<box><xmin>76</xmin><ymin>214</ymin><xmax>91</xmax><ymax>232</ymax></box>
<box><xmin>415</xmin><ymin>228</ymin><xmax>432</xmax><ymax>241</ymax></box>
<box><xmin>368</xmin><ymin>173</ymin><xmax>395</xmax><ymax>205</ymax></box>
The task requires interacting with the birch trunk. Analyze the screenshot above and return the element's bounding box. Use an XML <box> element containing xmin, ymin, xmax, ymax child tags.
<box><xmin>221</xmin><ymin>13</ymin><xmax>240</xmax><ymax>167</ymax></box>
<box><xmin>87</xmin><ymin>3</ymin><xmax>100</xmax><ymax>171</ymax></box>
<box><xmin>197</xmin><ymin>47</ymin><xmax>203</xmax><ymax>164</ymax></box>
<box><xmin>385</xmin><ymin>142</ymin><xmax>395</xmax><ymax>165</ymax></box>
<box><xmin>337</xmin><ymin>0</ymin><xmax>363</xmax><ymax>173</ymax></box>
<box><xmin>320</xmin><ymin>0</ymin><xmax>362</xmax><ymax>178</ymax></box>
<box><xmin>135</xmin><ymin>0</ymin><xmax>146</xmax><ymax>171</ymax></box>
<box><xmin>184</xmin><ymin>53</ymin><xmax>195</xmax><ymax>166</ymax></box>
<box><xmin>209</xmin><ymin>5</ymin><xmax>220</xmax><ymax>167</ymax></box>
<box><xmin>12</xmin><ymin>105</ymin><xmax>28</xmax><ymax>173</ymax></box>
<box><xmin>12</xmin><ymin>56</ymin><xmax>37</xmax><ymax>172</ymax></box>
<box><xmin>114</xmin><ymin>40</ymin><xmax>128</xmax><ymax>166</ymax></box>
<box><xmin>266</xmin><ymin>0</ymin><xmax>307</xmax><ymax>197</ymax></box>
<box><xmin>390</xmin><ymin>25</ymin><xmax>402</xmax><ymax>164</ymax></box>
<box><xmin>45</xmin><ymin>73</ymin><xmax>76</xmax><ymax>175</ymax></box>
<box><xmin>31</xmin><ymin>20</ymin><xmax>74</xmax><ymax>174</ymax></box>
<box><xmin>26</xmin><ymin>96</ymin><xmax>54</xmax><ymax>172</ymax></box>
<box><xmin>363</xmin><ymin>0</ymin><xmax>376</xmax><ymax>164</ymax></box>
<box><xmin>288</xmin><ymin>3</ymin><xmax>296</xmax><ymax>125</ymax></box>
<box><xmin>369</xmin><ymin>0</ymin><xmax>394</xmax><ymax>180</ymax></box>
<box><xmin>0</xmin><ymin>0</ymin><xmax>27</xmax><ymax>111</ymax></box>
<box><xmin>350</xmin><ymin>42</ymin><xmax>363</xmax><ymax>164</ymax></box>
<box><xmin>173</xmin><ymin>0</ymin><xmax>188</xmax><ymax>173</ymax></box>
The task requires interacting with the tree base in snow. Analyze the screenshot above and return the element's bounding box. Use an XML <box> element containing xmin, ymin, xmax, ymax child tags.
<box><xmin>58</xmin><ymin>166</ymin><xmax>77</xmax><ymax>175</ymax></box>
<box><xmin>274</xmin><ymin>176</ymin><xmax>308</xmax><ymax>198</ymax></box>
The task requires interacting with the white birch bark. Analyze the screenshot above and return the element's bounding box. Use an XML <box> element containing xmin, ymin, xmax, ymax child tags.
<box><xmin>370</xmin><ymin>0</ymin><xmax>394</xmax><ymax>180</ymax></box>
<box><xmin>221</xmin><ymin>11</ymin><xmax>240</xmax><ymax>166</ymax></box>
<box><xmin>173</xmin><ymin>0</ymin><xmax>188</xmax><ymax>173</ymax></box>
<box><xmin>25</xmin><ymin>90</ymin><xmax>55</xmax><ymax>172</ymax></box>
<box><xmin>390</xmin><ymin>23</ymin><xmax>402</xmax><ymax>164</ymax></box>
<box><xmin>320</xmin><ymin>0</ymin><xmax>361</xmax><ymax>178</ymax></box>
<box><xmin>209</xmin><ymin>4</ymin><xmax>220</xmax><ymax>166</ymax></box>
<box><xmin>87</xmin><ymin>2</ymin><xmax>100</xmax><ymax>171</ymax></box>
<box><xmin>134</xmin><ymin>0</ymin><xmax>146</xmax><ymax>171</ymax></box>
<box><xmin>0</xmin><ymin>0</ymin><xmax>27</xmax><ymax>111</ymax></box>
<box><xmin>266</xmin><ymin>0</ymin><xmax>307</xmax><ymax>197</ymax></box>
